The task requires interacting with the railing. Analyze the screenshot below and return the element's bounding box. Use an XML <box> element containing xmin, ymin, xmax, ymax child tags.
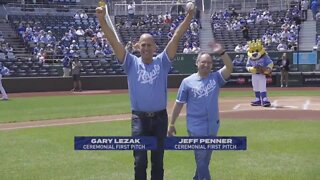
<box><xmin>5</xmin><ymin>3</ymin><xmax>99</xmax><ymax>15</ymax></box>
<box><xmin>210</xmin><ymin>0</ymin><xmax>291</xmax><ymax>12</ymax></box>
<box><xmin>114</xmin><ymin>3</ymin><xmax>184</xmax><ymax>16</ymax></box>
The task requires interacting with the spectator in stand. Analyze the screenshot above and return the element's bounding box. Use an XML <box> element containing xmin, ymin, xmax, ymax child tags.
<box><xmin>195</xmin><ymin>8</ymin><xmax>202</xmax><ymax>29</ymax></box>
<box><xmin>223</xmin><ymin>9</ymin><xmax>231</xmax><ymax>19</ymax></box>
<box><xmin>103</xmin><ymin>44</ymin><xmax>113</xmax><ymax>55</ymax></box>
<box><xmin>95</xmin><ymin>47</ymin><xmax>105</xmax><ymax>57</ymax></box>
<box><xmin>5</xmin><ymin>43</ymin><xmax>13</xmax><ymax>53</ymax></box>
<box><xmin>232</xmin><ymin>55</ymin><xmax>246</xmax><ymax>66</ymax></box>
<box><xmin>44</xmin><ymin>44</ymin><xmax>54</xmax><ymax>60</ymax></box>
<box><xmin>70</xmin><ymin>40</ymin><xmax>79</xmax><ymax>51</ymax></box>
<box><xmin>80</xmin><ymin>11</ymin><xmax>88</xmax><ymax>20</ymax></box>
<box><xmin>234</xmin><ymin>43</ymin><xmax>244</xmax><ymax>53</ymax></box>
<box><xmin>311</xmin><ymin>0</ymin><xmax>318</xmax><ymax>20</ymax></box>
<box><xmin>17</xmin><ymin>23</ymin><xmax>25</xmax><ymax>35</ymax></box>
<box><xmin>242</xmin><ymin>25</ymin><xmax>250</xmax><ymax>40</ymax></box>
<box><xmin>62</xmin><ymin>55</ymin><xmax>71</xmax><ymax>77</ymax></box>
<box><xmin>74</xmin><ymin>11</ymin><xmax>81</xmax><ymax>19</ymax></box>
<box><xmin>190</xmin><ymin>19</ymin><xmax>199</xmax><ymax>34</ymax></box>
<box><xmin>277</xmin><ymin>41</ymin><xmax>288</xmax><ymax>51</ymax></box>
<box><xmin>128</xmin><ymin>1</ymin><xmax>135</xmax><ymax>20</ymax></box>
<box><xmin>158</xmin><ymin>12</ymin><xmax>164</xmax><ymax>23</ymax></box>
<box><xmin>183</xmin><ymin>43</ymin><xmax>192</xmax><ymax>54</ymax></box>
<box><xmin>61</xmin><ymin>32</ymin><xmax>72</xmax><ymax>47</ymax></box>
<box><xmin>125</xmin><ymin>40</ymin><xmax>139</xmax><ymax>54</ymax></box>
<box><xmin>231</xmin><ymin>8</ymin><xmax>239</xmax><ymax>18</ymax></box>
<box><xmin>165</xmin><ymin>11</ymin><xmax>171</xmax><ymax>21</ymax></box>
<box><xmin>0</xmin><ymin>44</ymin><xmax>5</xmax><ymax>53</ymax></box>
<box><xmin>76</xmin><ymin>27</ymin><xmax>85</xmax><ymax>36</ymax></box>
<box><xmin>25</xmin><ymin>24</ymin><xmax>33</xmax><ymax>34</ymax></box>
<box><xmin>301</xmin><ymin>0</ymin><xmax>309</xmax><ymax>20</ymax></box>
<box><xmin>164</xmin><ymin>15</ymin><xmax>172</xmax><ymax>25</ymax></box>
<box><xmin>167</xmin><ymin>29</ymin><xmax>174</xmax><ymax>39</ymax></box>
<box><xmin>0</xmin><ymin>31</ymin><xmax>4</xmax><ymax>44</ymax></box>
<box><xmin>54</xmin><ymin>45</ymin><xmax>64</xmax><ymax>59</ymax></box>
<box><xmin>281</xmin><ymin>28</ymin><xmax>290</xmax><ymax>40</ymax></box>
<box><xmin>39</xmin><ymin>30</ymin><xmax>49</xmax><ymax>45</ymax></box>
<box><xmin>316</xmin><ymin>11</ymin><xmax>320</xmax><ymax>20</ymax></box>
<box><xmin>156</xmin><ymin>28</ymin><xmax>162</xmax><ymax>37</ymax></box>
<box><xmin>37</xmin><ymin>48</ymin><xmax>46</xmax><ymax>64</ymax></box>
<box><xmin>191</xmin><ymin>42</ymin><xmax>201</xmax><ymax>53</ymax></box>
<box><xmin>84</xmin><ymin>26</ymin><xmax>95</xmax><ymax>37</ymax></box>
<box><xmin>96</xmin><ymin>29</ymin><xmax>104</xmax><ymax>39</ymax></box>
<box><xmin>47</xmin><ymin>30</ymin><xmax>56</xmax><ymax>44</ymax></box>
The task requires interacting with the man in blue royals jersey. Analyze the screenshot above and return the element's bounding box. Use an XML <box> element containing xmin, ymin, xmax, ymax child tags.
<box><xmin>96</xmin><ymin>4</ymin><xmax>194</xmax><ymax>180</ymax></box>
<box><xmin>168</xmin><ymin>42</ymin><xmax>233</xmax><ymax>180</ymax></box>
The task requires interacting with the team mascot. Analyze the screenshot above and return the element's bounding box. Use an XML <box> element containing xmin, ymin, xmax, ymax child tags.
<box><xmin>246</xmin><ymin>39</ymin><xmax>273</xmax><ymax>107</ymax></box>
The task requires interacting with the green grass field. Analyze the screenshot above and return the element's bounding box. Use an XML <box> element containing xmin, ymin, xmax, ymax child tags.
<box><xmin>0</xmin><ymin>90</ymin><xmax>319</xmax><ymax>123</ymax></box>
<box><xmin>0</xmin><ymin>89</ymin><xmax>319</xmax><ymax>179</ymax></box>
<box><xmin>0</xmin><ymin>119</ymin><xmax>319</xmax><ymax>180</ymax></box>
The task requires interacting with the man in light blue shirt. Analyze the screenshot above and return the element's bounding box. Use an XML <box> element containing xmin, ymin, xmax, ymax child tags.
<box><xmin>168</xmin><ymin>42</ymin><xmax>233</xmax><ymax>180</ymax></box>
<box><xmin>96</xmin><ymin>4</ymin><xmax>194</xmax><ymax>180</ymax></box>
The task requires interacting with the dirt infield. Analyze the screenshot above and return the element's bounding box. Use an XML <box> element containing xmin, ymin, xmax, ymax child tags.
<box><xmin>0</xmin><ymin>87</ymin><xmax>319</xmax><ymax>131</ymax></box>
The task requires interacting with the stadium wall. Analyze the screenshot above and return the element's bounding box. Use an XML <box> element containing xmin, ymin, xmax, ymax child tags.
<box><xmin>2</xmin><ymin>73</ymin><xmax>319</xmax><ymax>93</ymax></box>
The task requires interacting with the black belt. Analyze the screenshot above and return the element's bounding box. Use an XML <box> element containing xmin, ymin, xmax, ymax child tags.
<box><xmin>132</xmin><ymin>109</ymin><xmax>167</xmax><ymax>118</ymax></box>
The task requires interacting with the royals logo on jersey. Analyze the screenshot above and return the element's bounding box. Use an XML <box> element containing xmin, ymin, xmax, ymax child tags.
<box><xmin>191</xmin><ymin>79</ymin><xmax>216</xmax><ymax>98</ymax></box>
<box><xmin>137</xmin><ymin>64</ymin><xmax>160</xmax><ymax>84</ymax></box>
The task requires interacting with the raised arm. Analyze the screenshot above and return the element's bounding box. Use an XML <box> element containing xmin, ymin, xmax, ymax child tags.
<box><xmin>165</xmin><ymin>7</ymin><xmax>194</xmax><ymax>60</ymax></box>
<box><xmin>210</xmin><ymin>42</ymin><xmax>233</xmax><ymax>79</ymax></box>
<box><xmin>96</xmin><ymin>7</ymin><xmax>126</xmax><ymax>63</ymax></box>
<box><xmin>167</xmin><ymin>102</ymin><xmax>184</xmax><ymax>136</ymax></box>
<box><xmin>220</xmin><ymin>52</ymin><xmax>233</xmax><ymax>80</ymax></box>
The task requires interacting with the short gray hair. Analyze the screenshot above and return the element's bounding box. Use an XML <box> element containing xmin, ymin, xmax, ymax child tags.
<box><xmin>196</xmin><ymin>51</ymin><xmax>211</xmax><ymax>63</ymax></box>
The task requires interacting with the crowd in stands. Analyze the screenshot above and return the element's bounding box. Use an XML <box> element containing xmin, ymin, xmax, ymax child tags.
<box><xmin>0</xmin><ymin>31</ymin><xmax>15</xmax><ymax>61</ymax></box>
<box><xmin>14</xmin><ymin>10</ymin><xmax>114</xmax><ymax>65</ymax></box>
<box><xmin>115</xmin><ymin>5</ymin><xmax>201</xmax><ymax>54</ymax></box>
<box><xmin>211</xmin><ymin>4</ymin><xmax>302</xmax><ymax>52</ymax></box>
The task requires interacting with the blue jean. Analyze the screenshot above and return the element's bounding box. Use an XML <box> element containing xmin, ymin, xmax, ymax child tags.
<box><xmin>131</xmin><ymin>109</ymin><xmax>168</xmax><ymax>180</ymax></box>
<box><xmin>189</xmin><ymin>131</ymin><xmax>217</xmax><ymax>180</ymax></box>
<box><xmin>193</xmin><ymin>149</ymin><xmax>213</xmax><ymax>180</ymax></box>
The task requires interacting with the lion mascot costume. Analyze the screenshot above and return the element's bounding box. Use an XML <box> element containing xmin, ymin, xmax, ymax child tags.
<box><xmin>246</xmin><ymin>39</ymin><xmax>273</xmax><ymax>107</ymax></box>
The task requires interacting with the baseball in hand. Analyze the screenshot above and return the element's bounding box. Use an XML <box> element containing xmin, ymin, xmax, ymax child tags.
<box><xmin>186</xmin><ymin>2</ymin><xmax>195</xmax><ymax>11</ymax></box>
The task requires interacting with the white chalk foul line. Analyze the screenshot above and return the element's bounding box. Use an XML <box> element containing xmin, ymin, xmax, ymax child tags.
<box><xmin>303</xmin><ymin>99</ymin><xmax>310</xmax><ymax>110</ymax></box>
<box><xmin>233</xmin><ymin>104</ymin><xmax>241</xmax><ymax>110</ymax></box>
<box><xmin>271</xmin><ymin>100</ymin><xmax>278</xmax><ymax>110</ymax></box>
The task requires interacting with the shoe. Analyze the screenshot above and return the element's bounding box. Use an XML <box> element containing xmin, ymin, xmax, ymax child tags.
<box><xmin>285</xmin><ymin>85</ymin><xmax>288</xmax><ymax>88</ymax></box>
<box><xmin>1</xmin><ymin>98</ymin><xmax>8</xmax><ymax>101</ymax></box>
<box><xmin>280</xmin><ymin>84</ymin><xmax>283</xmax><ymax>88</ymax></box>
<box><xmin>262</xmin><ymin>101</ymin><xmax>271</xmax><ymax>107</ymax></box>
<box><xmin>251</xmin><ymin>100</ymin><xmax>261</xmax><ymax>106</ymax></box>
<box><xmin>70</xmin><ymin>88</ymin><xmax>75</xmax><ymax>92</ymax></box>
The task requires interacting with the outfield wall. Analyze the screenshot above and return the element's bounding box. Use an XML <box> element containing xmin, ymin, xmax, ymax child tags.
<box><xmin>2</xmin><ymin>73</ymin><xmax>319</xmax><ymax>93</ymax></box>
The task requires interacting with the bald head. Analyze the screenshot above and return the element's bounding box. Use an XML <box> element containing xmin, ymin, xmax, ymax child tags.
<box><xmin>138</xmin><ymin>33</ymin><xmax>157</xmax><ymax>63</ymax></box>
<box><xmin>139</xmin><ymin>33</ymin><xmax>155</xmax><ymax>44</ymax></box>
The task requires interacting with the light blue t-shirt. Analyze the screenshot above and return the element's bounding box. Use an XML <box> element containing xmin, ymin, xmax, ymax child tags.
<box><xmin>176</xmin><ymin>70</ymin><xmax>227</xmax><ymax>136</ymax></box>
<box><xmin>122</xmin><ymin>51</ymin><xmax>172</xmax><ymax>112</ymax></box>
